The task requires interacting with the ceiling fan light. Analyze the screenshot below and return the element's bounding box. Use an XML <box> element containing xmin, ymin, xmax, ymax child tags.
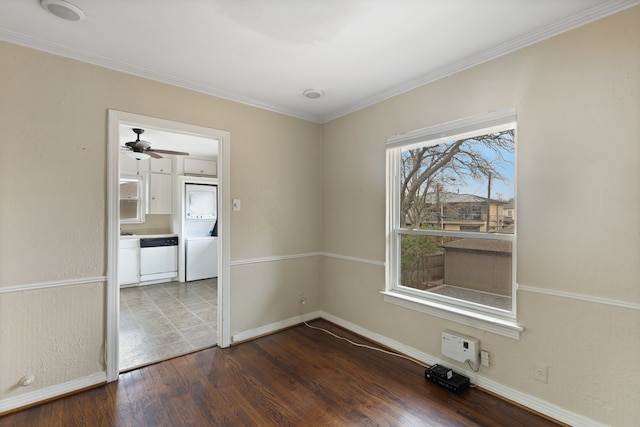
<box><xmin>126</xmin><ymin>151</ymin><xmax>150</xmax><ymax>160</ymax></box>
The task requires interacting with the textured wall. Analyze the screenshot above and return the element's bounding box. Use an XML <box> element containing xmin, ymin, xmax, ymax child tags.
<box><xmin>321</xmin><ymin>7</ymin><xmax>639</xmax><ymax>426</ymax></box>
<box><xmin>0</xmin><ymin>39</ymin><xmax>322</xmax><ymax>403</ymax></box>
<box><xmin>0</xmin><ymin>283</ymin><xmax>104</xmax><ymax>397</ymax></box>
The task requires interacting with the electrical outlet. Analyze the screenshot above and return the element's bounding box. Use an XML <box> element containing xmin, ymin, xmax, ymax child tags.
<box><xmin>481</xmin><ymin>350</ymin><xmax>490</xmax><ymax>367</ymax></box>
<box><xmin>298</xmin><ymin>292</ymin><xmax>306</xmax><ymax>304</ymax></box>
<box><xmin>534</xmin><ymin>362</ymin><xmax>548</xmax><ymax>383</ymax></box>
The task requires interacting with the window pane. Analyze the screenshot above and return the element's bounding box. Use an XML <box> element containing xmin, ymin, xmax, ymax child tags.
<box><xmin>400</xmin><ymin>130</ymin><xmax>515</xmax><ymax>234</ymax></box>
<box><xmin>400</xmin><ymin>234</ymin><xmax>512</xmax><ymax>311</ymax></box>
<box><xmin>119</xmin><ymin>177</ymin><xmax>143</xmax><ymax>222</ymax></box>
<box><xmin>399</xmin><ymin>233</ymin><xmax>444</xmax><ymax>289</ymax></box>
<box><xmin>120</xmin><ymin>199</ymin><xmax>140</xmax><ymax>221</ymax></box>
<box><xmin>120</xmin><ymin>180</ymin><xmax>139</xmax><ymax>199</ymax></box>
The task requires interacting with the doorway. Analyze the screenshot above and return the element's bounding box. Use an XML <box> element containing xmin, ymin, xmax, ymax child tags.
<box><xmin>106</xmin><ymin>110</ymin><xmax>230</xmax><ymax>381</ymax></box>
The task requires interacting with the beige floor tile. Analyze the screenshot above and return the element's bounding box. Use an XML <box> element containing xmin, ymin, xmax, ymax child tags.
<box><xmin>154</xmin><ymin>340</ymin><xmax>193</xmax><ymax>359</ymax></box>
<box><xmin>171</xmin><ymin>316</ymin><xmax>206</xmax><ymax>330</ymax></box>
<box><xmin>141</xmin><ymin>322</ymin><xmax>180</xmax><ymax>337</ymax></box>
<box><xmin>147</xmin><ymin>330</ymin><xmax>185</xmax><ymax>347</ymax></box>
<box><xmin>119</xmin><ymin>279</ymin><xmax>217</xmax><ymax>371</ymax></box>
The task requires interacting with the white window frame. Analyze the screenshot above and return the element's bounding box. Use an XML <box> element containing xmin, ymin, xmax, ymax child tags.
<box><xmin>383</xmin><ymin>108</ymin><xmax>523</xmax><ymax>339</ymax></box>
<box><xmin>119</xmin><ymin>174</ymin><xmax>146</xmax><ymax>224</ymax></box>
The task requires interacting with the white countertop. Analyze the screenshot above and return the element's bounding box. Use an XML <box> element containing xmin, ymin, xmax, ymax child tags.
<box><xmin>120</xmin><ymin>233</ymin><xmax>178</xmax><ymax>239</ymax></box>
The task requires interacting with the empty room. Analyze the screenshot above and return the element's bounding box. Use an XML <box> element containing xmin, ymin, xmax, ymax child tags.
<box><xmin>1</xmin><ymin>1</ymin><xmax>638</xmax><ymax>426</ymax></box>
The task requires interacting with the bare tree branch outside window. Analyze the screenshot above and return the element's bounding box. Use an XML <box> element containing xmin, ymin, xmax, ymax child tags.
<box><xmin>399</xmin><ymin>129</ymin><xmax>515</xmax><ymax>293</ymax></box>
<box><xmin>401</xmin><ymin>130</ymin><xmax>514</xmax><ymax>229</ymax></box>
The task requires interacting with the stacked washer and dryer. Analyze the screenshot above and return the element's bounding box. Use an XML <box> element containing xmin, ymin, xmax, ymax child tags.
<box><xmin>183</xmin><ymin>183</ymin><xmax>218</xmax><ymax>281</ymax></box>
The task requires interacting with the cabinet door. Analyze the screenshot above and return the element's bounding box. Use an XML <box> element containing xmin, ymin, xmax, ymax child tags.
<box><xmin>150</xmin><ymin>157</ymin><xmax>172</xmax><ymax>174</ymax></box>
<box><xmin>184</xmin><ymin>158</ymin><xmax>217</xmax><ymax>176</ymax></box>
<box><xmin>119</xmin><ymin>240</ymin><xmax>139</xmax><ymax>285</ymax></box>
<box><xmin>148</xmin><ymin>173</ymin><xmax>172</xmax><ymax>214</ymax></box>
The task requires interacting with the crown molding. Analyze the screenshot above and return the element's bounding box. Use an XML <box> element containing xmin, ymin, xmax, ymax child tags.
<box><xmin>0</xmin><ymin>28</ymin><xmax>323</xmax><ymax>123</ymax></box>
<box><xmin>1</xmin><ymin>0</ymin><xmax>637</xmax><ymax>125</ymax></box>
<box><xmin>321</xmin><ymin>0</ymin><xmax>640</xmax><ymax>123</ymax></box>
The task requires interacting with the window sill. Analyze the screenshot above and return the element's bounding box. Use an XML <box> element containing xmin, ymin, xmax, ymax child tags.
<box><xmin>381</xmin><ymin>290</ymin><xmax>523</xmax><ymax>339</ymax></box>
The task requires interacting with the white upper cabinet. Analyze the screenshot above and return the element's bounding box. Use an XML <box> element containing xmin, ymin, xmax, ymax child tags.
<box><xmin>183</xmin><ymin>158</ymin><xmax>217</xmax><ymax>176</ymax></box>
<box><xmin>148</xmin><ymin>173</ymin><xmax>172</xmax><ymax>214</ymax></box>
<box><xmin>148</xmin><ymin>158</ymin><xmax>173</xmax><ymax>214</ymax></box>
<box><xmin>150</xmin><ymin>157</ymin><xmax>172</xmax><ymax>174</ymax></box>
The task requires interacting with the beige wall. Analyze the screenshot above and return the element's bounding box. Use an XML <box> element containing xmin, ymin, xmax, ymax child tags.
<box><xmin>0</xmin><ymin>40</ymin><xmax>322</xmax><ymax>401</ymax></box>
<box><xmin>322</xmin><ymin>7</ymin><xmax>639</xmax><ymax>426</ymax></box>
<box><xmin>1</xmin><ymin>6</ymin><xmax>638</xmax><ymax>426</ymax></box>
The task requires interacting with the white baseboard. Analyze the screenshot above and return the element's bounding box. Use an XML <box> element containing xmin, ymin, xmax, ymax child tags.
<box><xmin>230</xmin><ymin>310</ymin><xmax>323</xmax><ymax>343</ymax></box>
<box><xmin>0</xmin><ymin>372</ymin><xmax>106</xmax><ymax>414</ymax></box>
<box><xmin>6</xmin><ymin>314</ymin><xmax>603</xmax><ymax>425</ymax></box>
<box><xmin>320</xmin><ymin>312</ymin><xmax>605</xmax><ymax>427</ymax></box>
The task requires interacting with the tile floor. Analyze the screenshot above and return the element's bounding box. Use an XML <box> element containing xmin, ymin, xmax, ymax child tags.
<box><xmin>119</xmin><ymin>278</ymin><xmax>217</xmax><ymax>371</ymax></box>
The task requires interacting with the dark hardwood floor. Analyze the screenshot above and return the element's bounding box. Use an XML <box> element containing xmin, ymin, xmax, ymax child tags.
<box><xmin>1</xmin><ymin>320</ymin><xmax>563</xmax><ymax>426</ymax></box>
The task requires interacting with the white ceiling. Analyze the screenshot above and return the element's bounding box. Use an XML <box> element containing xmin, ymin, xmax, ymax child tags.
<box><xmin>1</xmin><ymin>0</ymin><xmax>637</xmax><ymax>123</ymax></box>
<box><xmin>119</xmin><ymin>124</ymin><xmax>219</xmax><ymax>160</ymax></box>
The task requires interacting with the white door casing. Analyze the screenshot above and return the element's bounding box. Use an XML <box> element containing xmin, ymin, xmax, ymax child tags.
<box><xmin>107</xmin><ymin>110</ymin><xmax>231</xmax><ymax>382</ymax></box>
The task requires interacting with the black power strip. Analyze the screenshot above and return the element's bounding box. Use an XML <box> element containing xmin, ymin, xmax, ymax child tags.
<box><xmin>425</xmin><ymin>364</ymin><xmax>470</xmax><ymax>395</ymax></box>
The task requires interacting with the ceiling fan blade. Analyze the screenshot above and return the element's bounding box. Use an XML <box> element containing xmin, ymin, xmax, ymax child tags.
<box><xmin>124</xmin><ymin>128</ymin><xmax>190</xmax><ymax>158</ymax></box>
<box><xmin>148</xmin><ymin>148</ymin><xmax>190</xmax><ymax>156</ymax></box>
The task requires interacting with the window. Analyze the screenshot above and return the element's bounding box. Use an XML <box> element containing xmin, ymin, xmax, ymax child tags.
<box><xmin>384</xmin><ymin>108</ymin><xmax>521</xmax><ymax>338</ymax></box>
<box><xmin>119</xmin><ymin>175</ymin><xmax>145</xmax><ymax>223</ymax></box>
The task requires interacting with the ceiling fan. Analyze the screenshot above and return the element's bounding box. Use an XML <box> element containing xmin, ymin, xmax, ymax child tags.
<box><xmin>123</xmin><ymin>128</ymin><xmax>190</xmax><ymax>159</ymax></box>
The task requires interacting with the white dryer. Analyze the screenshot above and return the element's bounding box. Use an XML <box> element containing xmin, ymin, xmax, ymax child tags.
<box><xmin>182</xmin><ymin>182</ymin><xmax>218</xmax><ymax>281</ymax></box>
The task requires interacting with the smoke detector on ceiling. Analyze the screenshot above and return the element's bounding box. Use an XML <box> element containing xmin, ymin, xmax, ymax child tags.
<box><xmin>303</xmin><ymin>89</ymin><xmax>324</xmax><ymax>99</ymax></box>
<box><xmin>41</xmin><ymin>0</ymin><xmax>86</xmax><ymax>22</ymax></box>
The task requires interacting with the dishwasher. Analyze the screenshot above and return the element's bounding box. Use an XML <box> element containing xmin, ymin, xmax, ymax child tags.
<box><xmin>139</xmin><ymin>236</ymin><xmax>178</xmax><ymax>282</ymax></box>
